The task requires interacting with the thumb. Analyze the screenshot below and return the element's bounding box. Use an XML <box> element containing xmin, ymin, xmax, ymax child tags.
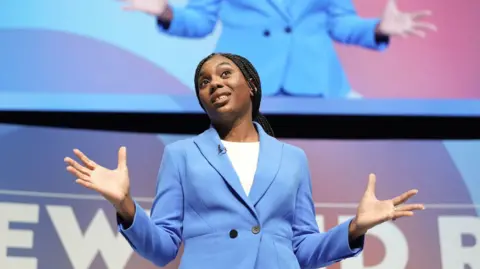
<box><xmin>387</xmin><ymin>0</ymin><xmax>397</xmax><ymax>7</ymax></box>
<box><xmin>122</xmin><ymin>5</ymin><xmax>137</xmax><ymax>11</ymax></box>
<box><xmin>365</xmin><ymin>173</ymin><xmax>376</xmax><ymax>195</ymax></box>
<box><xmin>118</xmin><ymin>146</ymin><xmax>127</xmax><ymax>169</ymax></box>
<box><xmin>384</xmin><ymin>0</ymin><xmax>398</xmax><ymax>13</ymax></box>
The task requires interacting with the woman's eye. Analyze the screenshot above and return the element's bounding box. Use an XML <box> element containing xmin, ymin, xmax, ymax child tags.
<box><xmin>221</xmin><ymin>71</ymin><xmax>231</xmax><ymax>78</ymax></box>
<box><xmin>201</xmin><ymin>79</ymin><xmax>209</xmax><ymax>87</ymax></box>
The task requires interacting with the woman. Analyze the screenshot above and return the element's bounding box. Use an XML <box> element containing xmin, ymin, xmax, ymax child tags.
<box><xmin>64</xmin><ymin>53</ymin><xmax>424</xmax><ymax>268</ymax></box>
<box><xmin>119</xmin><ymin>0</ymin><xmax>436</xmax><ymax>98</ymax></box>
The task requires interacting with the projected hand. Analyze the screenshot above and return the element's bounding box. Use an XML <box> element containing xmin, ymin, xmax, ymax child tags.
<box><xmin>377</xmin><ymin>0</ymin><xmax>437</xmax><ymax>38</ymax></box>
<box><xmin>349</xmin><ymin>174</ymin><xmax>424</xmax><ymax>238</ymax></box>
<box><xmin>64</xmin><ymin>147</ymin><xmax>130</xmax><ymax>206</ymax></box>
<box><xmin>118</xmin><ymin>0</ymin><xmax>168</xmax><ymax>17</ymax></box>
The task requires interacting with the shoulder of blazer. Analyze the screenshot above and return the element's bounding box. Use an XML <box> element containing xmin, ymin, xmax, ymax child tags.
<box><xmin>282</xmin><ymin>142</ymin><xmax>307</xmax><ymax>159</ymax></box>
<box><xmin>161</xmin><ymin>136</ymin><xmax>195</xmax><ymax>164</ymax></box>
<box><xmin>164</xmin><ymin>136</ymin><xmax>195</xmax><ymax>151</ymax></box>
<box><xmin>280</xmin><ymin>142</ymin><xmax>309</xmax><ymax>169</ymax></box>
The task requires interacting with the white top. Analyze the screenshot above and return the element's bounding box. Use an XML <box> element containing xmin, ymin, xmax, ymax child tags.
<box><xmin>221</xmin><ymin>140</ymin><xmax>260</xmax><ymax>196</ymax></box>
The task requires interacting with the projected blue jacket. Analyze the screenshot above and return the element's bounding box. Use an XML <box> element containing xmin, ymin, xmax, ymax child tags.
<box><xmin>157</xmin><ymin>0</ymin><xmax>389</xmax><ymax>97</ymax></box>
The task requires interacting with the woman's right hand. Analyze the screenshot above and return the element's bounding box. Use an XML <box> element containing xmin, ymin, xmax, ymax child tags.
<box><xmin>120</xmin><ymin>0</ymin><xmax>169</xmax><ymax>17</ymax></box>
<box><xmin>64</xmin><ymin>147</ymin><xmax>131</xmax><ymax>207</ymax></box>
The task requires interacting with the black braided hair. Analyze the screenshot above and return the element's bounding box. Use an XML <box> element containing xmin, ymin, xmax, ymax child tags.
<box><xmin>194</xmin><ymin>53</ymin><xmax>275</xmax><ymax>137</ymax></box>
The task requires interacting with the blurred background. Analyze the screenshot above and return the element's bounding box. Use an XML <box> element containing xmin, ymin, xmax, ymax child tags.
<box><xmin>1</xmin><ymin>0</ymin><xmax>479</xmax><ymax>268</ymax></box>
<box><xmin>1</xmin><ymin>0</ymin><xmax>479</xmax><ymax>115</ymax></box>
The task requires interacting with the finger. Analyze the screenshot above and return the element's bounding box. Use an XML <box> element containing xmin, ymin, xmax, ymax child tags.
<box><xmin>64</xmin><ymin>157</ymin><xmax>91</xmax><ymax>176</ymax></box>
<box><xmin>75</xmin><ymin>178</ymin><xmax>95</xmax><ymax>190</ymax></box>
<box><xmin>410</xmin><ymin>10</ymin><xmax>432</xmax><ymax>20</ymax></box>
<box><xmin>365</xmin><ymin>173</ymin><xmax>376</xmax><ymax>195</ymax></box>
<box><xmin>117</xmin><ymin>146</ymin><xmax>127</xmax><ymax>169</ymax></box>
<box><xmin>413</xmin><ymin>22</ymin><xmax>437</xmax><ymax>32</ymax></box>
<box><xmin>395</xmin><ymin>203</ymin><xmax>425</xmax><ymax>212</ymax></box>
<box><xmin>73</xmin><ymin>149</ymin><xmax>97</xmax><ymax>169</ymax></box>
<box><xmin>122</xmin><ymin>5</ymin><xmax>140</xmax><ymax>11</ymax></box>
<box><xmin>386</xmin><ymin>0</ymin><xmax>397</xmax><ymax>9</ymax></box>
<box><xmin>66</xmin><ymin>166</ymin><xmax>91</xmax><ymax>181</ymax></box>
<box><xmin>406</xmin><ymin>29</ymin><xmax>426</xmax><ymax>38</ymax></box>
<box><xmin>392</xmin><ymin>210</ymin><xmax>414</xmax><ymax>220</ymax></box>
<box><xmin>392</xmin><ymin>189</ymin><xmax>418</xmax><ymax>205</ymax></box>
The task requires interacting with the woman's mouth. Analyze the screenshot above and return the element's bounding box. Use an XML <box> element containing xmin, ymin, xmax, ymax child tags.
<box><xmin>215</xmin><ymin>95</ymin><xmax>228</xmax><ymax>102</ymax></box>
<box><xmin>212</xmin><ymin>93</ymin><xmax>231</xmax><ymax>107</ymax></box>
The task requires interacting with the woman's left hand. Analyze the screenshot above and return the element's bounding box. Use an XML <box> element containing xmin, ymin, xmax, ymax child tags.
<box><xmin>377</xmin><ymin>0</ymin><xmax>437</xmax><ymax>38</ymax></box>
<box><xmin>349</xmin><ymin>173</ymin><xmax>424</xmax><ymax>239</ymax></box>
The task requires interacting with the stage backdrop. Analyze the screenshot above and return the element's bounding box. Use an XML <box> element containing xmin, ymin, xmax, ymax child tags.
<box><xmin>0</xmin><ymin>123</ymin><xmax>479</xmax><ymax>269</ymax></box>
<box><xmin>0</xmin><ymin>0</ymin><xmax>479</xmax><ymax>116</ymax></box>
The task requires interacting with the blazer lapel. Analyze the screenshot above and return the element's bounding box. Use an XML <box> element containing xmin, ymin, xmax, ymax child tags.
<box><xmin>268</xmin><ymin>0</ymin><xmax>291</xmax><ymax>21</ymax></box>
<box><xmin>248</xmin><ymin>123</ymin><xmax>283</xmax><ymax>206</ymax></box>
<box><xmin>193</xmin><ymin>127</ymin><xmax>257</xmax><ymax>216</ymax></box>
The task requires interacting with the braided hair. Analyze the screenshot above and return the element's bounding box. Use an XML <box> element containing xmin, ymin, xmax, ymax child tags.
<box><xmin>194</xmin><ymin>53</ymin><xmax>275</xmax><ymax>137</ymax></box>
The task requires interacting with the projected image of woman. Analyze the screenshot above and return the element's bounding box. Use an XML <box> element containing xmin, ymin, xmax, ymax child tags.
<box><xmin>118</xmin><ymin>0</ymin><xmax>436</xmax><ymax>98</ymax></box>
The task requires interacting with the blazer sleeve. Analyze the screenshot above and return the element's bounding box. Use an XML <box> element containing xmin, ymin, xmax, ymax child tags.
<box><xmin>326</xmin><ymin>0</ymin><xmax>389</xmax><ymax>50</ymax></box>
<box><xmin>117</xmin><ymin>144</ymin><xmax>184</xmax><ymax>267</ymax></box>
<box><xmin>157</xmin><ymin>0</ymin><xmax>223</xmax><ymax>38</ymax></box>
<box><xmin>292</xmin><ymin>151</ymin><xmax>365</xmax><ymax>269</ymax></box>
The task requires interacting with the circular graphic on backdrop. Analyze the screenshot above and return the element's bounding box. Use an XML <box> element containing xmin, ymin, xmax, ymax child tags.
<box><xmin>0</xmin><ymin>29</ymin><xmax>193</xmax><ymax>95</ymax></box>
<box><xmin>289</xmin><ymin>139</ymin><xmax>477</xmax><ymax>269</ymax></box>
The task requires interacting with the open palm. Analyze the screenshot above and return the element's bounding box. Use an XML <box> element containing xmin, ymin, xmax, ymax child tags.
<box><xmin>64</xmin><ymin>147</ymin><xmax>130</xmax><ymax>205</ymax></box>
<box><xmin>354</xmin><ymin>174</ymin><xmax>424</xmax><ymax>232</ymax></box>
<box><xmin>119</xmin><ymin>0</ymin><xmax>168</xmax><ymax>16</ymax></box>
<box><xmin>378</xmin><ymin>0</ymin><xmax>437</xmax><ymax>38</ymax></box>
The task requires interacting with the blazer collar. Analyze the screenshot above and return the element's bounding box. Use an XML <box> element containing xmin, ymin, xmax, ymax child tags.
<box><xmin>268</xmin><ymin>0</ymin><xmax>291</xmax><ymax>21</ymax></box>
<box><xmin>193</xmin><ymin>122</ymin><xmax>283</xmax><ymax>218</ymax></box>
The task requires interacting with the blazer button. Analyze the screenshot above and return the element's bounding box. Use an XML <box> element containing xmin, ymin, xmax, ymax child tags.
<box><xmin>263</xmin><ymin>30</ymin><xmax>270</xmax><ymax>37</ymax></box>
<box><xmin>252</xmin><ymin>226</ymin><xmax>260</xmax><ymax>234</ymax></box>
<box><xmin>229</xmin><ymin>229</ymin><xmax>238</xmax><ymax>239</ymax></box>
<box><xmin>284</xmin><ymin>26</ymin><xmax>292</xmax><ymax>33</ymax></box>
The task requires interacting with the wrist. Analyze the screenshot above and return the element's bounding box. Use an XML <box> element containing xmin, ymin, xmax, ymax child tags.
<box><xmin>375</xmin><ymin>22</ymin><xmax>382</xmax><ymax>34</ymax></box>
<box><xmin>114</xmin><ymin>194</ymin><xmax>136</xmax><ymax>221</ymax></box>
<box><xmin>374</xmin><ymin>21</ymin><xmax>387</xmax><ymax>35</ymax></box>
<box><xmin>348</xmin><ymin>217</ymin><xmax>367</xmax><ymax>241</ymax></box>
<box><xmin>157</xmin><ymin>5</ymin><xmax>173</xmax><ymax>25</ymax></box>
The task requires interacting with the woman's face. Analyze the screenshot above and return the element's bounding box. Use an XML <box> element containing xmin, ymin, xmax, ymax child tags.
<box><xmin>196</xmin><ymin>55</ymin><xmax>253</xmax><ymax>123</ymax></box>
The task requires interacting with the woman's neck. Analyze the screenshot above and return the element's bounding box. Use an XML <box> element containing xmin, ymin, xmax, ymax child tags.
<box><xmin>214</xmin><ymin>118</ymin><xmax>259</xmax><ymax>142</ymax></box>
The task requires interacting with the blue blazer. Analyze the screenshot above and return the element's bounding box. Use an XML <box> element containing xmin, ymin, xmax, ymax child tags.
<box><xmin>158</xmin><ymin>0</ymin><xmax>388</xmax><ymax>97</ymax></box>
<box><xmin>118</xmin><ymin>123</ymin><xmax>364</xmax><ymax>268</ymax></box>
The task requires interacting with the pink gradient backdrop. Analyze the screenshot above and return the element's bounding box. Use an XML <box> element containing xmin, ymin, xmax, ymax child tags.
<box><xmin>339</xmin><ymin>0</ymin><xmax>480</xmax><ymax>98</ymax></box>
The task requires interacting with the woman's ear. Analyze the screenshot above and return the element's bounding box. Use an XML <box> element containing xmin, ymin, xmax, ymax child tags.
<box><xmin>248</xmin><ymin>78</ymin><xmax>257</xmax><ymax>96</ymax></box>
